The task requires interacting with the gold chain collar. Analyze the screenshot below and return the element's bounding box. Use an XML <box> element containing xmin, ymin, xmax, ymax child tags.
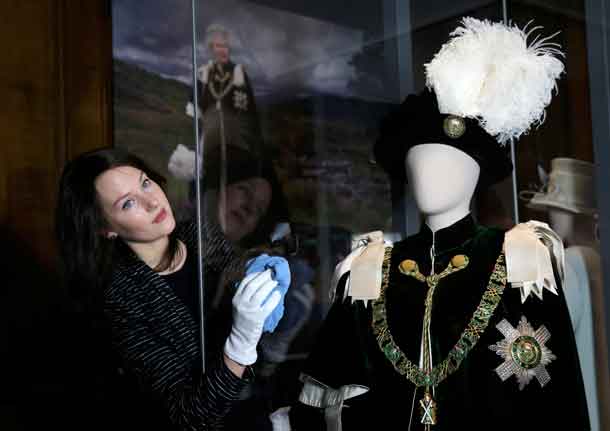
<box><xmin>208</xmin><ymin>65</ymin><xmax>234</xmax><ymax>102</ymax></box>
<box><xmin>371</xmin><ymin>247</ymin><xmax>507</xmax><ymax>388</ymax></box>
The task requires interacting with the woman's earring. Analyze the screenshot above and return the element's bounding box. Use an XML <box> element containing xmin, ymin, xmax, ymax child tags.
<box><xmin>107</xmin><ymin>233</ymin><xmax>118</xmax><ymax>240</ymax></box>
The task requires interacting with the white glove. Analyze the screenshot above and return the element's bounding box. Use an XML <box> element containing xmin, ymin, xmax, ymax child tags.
<box><xmin>224</xmin><ymin>270</ymin><xmax>281</xmax><ymax>366</ymax></box>
<box><xmin>167</xmin><ymin>144</ymin><xmax>196</xmax><ymax>181</ymax></box>
<box><xmin>185</xmin><ymin>102</ymin><xmax>195</xmax><ymax>118</ymax></box>
<box><xmin>185</xmin><ymin>101</ymin><xmax>201</xmax><ymax>119</ymax></box>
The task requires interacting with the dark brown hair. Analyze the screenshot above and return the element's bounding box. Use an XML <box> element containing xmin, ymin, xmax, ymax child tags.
<box><xmin>55</xmin><ymin>148</ymin><xmax>180</xmax><ymax>310</ymax></box>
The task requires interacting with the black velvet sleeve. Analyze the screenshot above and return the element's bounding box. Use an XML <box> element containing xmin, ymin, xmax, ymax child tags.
<box><xmin>289</xmin><ymin>275</ymin><xmax>372</xmax><ymax>430</ymax></box>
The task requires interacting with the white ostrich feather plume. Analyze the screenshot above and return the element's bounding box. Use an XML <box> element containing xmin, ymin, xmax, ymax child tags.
<box><xmin>425</xmin><ymin>17</ymin><xmax>565</xmax><ymax>145</ymax></box>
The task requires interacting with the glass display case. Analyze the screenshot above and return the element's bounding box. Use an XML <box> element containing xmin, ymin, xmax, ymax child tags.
<box><xmin>111</xmin><ymin>1</ymin><xmax>610</xmax><ymax>429</ymax></box>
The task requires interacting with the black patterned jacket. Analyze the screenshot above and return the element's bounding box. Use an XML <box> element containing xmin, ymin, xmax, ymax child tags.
<box><xmin>104</xmin><ymin>221</ymin><xmax>248</xmax><ymax>430</ymax></box>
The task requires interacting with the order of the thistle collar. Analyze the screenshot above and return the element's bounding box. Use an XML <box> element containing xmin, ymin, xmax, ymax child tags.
<box><xmin>373</xmin><ymin>249</ymin><xmax>508</xmax><ymax>389</ymax></box>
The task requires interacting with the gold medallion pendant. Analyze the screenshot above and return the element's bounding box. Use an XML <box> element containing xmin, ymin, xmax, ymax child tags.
<box><xmin>489</xmin><ymin>316</ymin><xmax>556</xmax><ymax>389</ymax></box>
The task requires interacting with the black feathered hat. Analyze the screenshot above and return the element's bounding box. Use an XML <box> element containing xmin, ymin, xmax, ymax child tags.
<box><xmin>374</xmin><ymin>89</ymin><xmax>513</xmax><ymax>186</ymax></box>
<box><xmin>374</xmin><ymin>17</ymin><xmax>564</xmax><ymax>187</ymax></box>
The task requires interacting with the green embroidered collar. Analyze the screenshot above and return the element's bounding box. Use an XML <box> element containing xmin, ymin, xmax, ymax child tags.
<box><xmin>372</xmin><ymin>247</ymin><xmax>507</xmax><ymax>387</ymax></box>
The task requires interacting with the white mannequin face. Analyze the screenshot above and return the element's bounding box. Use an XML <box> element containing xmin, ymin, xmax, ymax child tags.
<box><xmin>406</xmin><ymin>143</ymin><xmax>480</xmax><ymax>231</ymax></box>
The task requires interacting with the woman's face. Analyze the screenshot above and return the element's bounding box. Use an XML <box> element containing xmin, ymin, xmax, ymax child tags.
<box><xmin>95</xmin><ymin>166</ymin><xmax>175</xmax><ymax>242</ymax></box>
<box><xmin>210</xmin><ymin>34</ymin><xmax>230</xmax><ymax>64</ymax></box>
<box><xmin>218</xmin><ymin>178</ymin><xmax>272</xmax><ymax>242</ymax></box>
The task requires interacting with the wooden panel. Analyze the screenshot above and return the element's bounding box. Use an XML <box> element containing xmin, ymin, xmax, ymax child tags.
<box><xmin>0</xmin><ymin>0</ymin><xmax>112</xmax><ymax>270</ymax></box>
<box><xmin>60</xmin><ymin>0</ymin><xmax>113</xmax><ymax>161</ymax></box>
<box><xmin>0</xmin><ymin>1</ymin><xmax>62</xmax><ymax>269</ymax></box>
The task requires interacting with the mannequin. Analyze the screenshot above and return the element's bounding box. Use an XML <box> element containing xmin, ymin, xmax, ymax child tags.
<box><xmin>406</xmin><ymin>144</ymin><xmax>479</xmax><ymax>232</ymax></box>
<box><xmin>549</xmin><ymin>211</ymin><xmax>597</xmax><ymax>246</ymax></box>
<box><xmin>552</xmin><ymin>209</ymin><xmax>604</xmax><ymax>431</ymax></box>
<box><xmin>525</xmin><ymin>157</ymin><xmax>610</xmax><ymax>431</ymax></box>
<box><xmin>289</xmin><ymin>142</ymin><xmax>588</xmax><ymax>431</ymax></box>
<box><xmin>288</xmin><ymin>17</ymin><xmax>586</xmax><ymax>431</ymax></box>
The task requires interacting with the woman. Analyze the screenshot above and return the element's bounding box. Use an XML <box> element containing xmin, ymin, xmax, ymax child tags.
<box><xmin>208</xmin><ymin>145</ymin><xmax>290</xmax><ymax>249</ymax></box>
<box><xmin>55</xmin><ymin>148</ymin><xmax>281</xmax><ymax>430</ymax></box>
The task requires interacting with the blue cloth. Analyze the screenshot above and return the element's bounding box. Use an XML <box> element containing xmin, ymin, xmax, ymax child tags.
<box><xmin>243</xmin><ymin>254</ymin><xmax>291</xmax><ymax>333</ymax></box>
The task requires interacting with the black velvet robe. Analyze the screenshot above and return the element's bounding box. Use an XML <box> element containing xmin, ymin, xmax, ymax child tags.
<box><xmin>197</xmin><ymin>61</ymin><xmax>262</xmax><ymax>150</ymax></box>
<box><xmin>290</xmin><ymin>215</ymin><xmax>589</xmax><ymax>430</ymax></box>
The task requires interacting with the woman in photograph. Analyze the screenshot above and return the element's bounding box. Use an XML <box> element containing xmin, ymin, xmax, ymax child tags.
<box><xmin>188</xmin><ymin>23</ymin><xmax>263</xmax><ymax>161</ymax></box>
<box><xmin>55</xmin><ymin>147</ymin><xmax>281</xmax><ymax>430</ymax></box>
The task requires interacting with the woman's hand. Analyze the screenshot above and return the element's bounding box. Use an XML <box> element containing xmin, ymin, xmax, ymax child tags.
<box><xmin>224</xmin><ymin>269</ymin><xmax>281</xmax><ymax>367</ymax></box>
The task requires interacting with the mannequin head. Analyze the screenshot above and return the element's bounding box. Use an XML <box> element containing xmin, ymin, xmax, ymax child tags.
<box><xmin>406</xmin><ymin>143</ymin><xmax>480</xmax><ymax>232</ymax></box>
<box><xmin>548</xmin><ymin>209</ymin><xmax>598</xmax><ymax>248</ymax></box>
<box><xmin>375</xmin><ymin>18</ymin><xmax>564</xmax><ymax>192</ymax></box>
<box><xmin>527</xmin><ymin>157</ymin><xmax>599</xmax><ymax>248</ymax></box>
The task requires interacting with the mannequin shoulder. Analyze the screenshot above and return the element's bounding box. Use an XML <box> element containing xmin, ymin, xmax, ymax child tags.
<box><xmin>566</xmin><ymin>245</ymin><xmax>601</xmax><ymax>273</ymax></box>
<box><xmin>330</xmin><ymin>231</ymin><xmax>394</xmax><ymax>303</ymax></box>
<box><xmin>503</xmin><ymin>220</ymin><xmax>565</xmax><ymax>304</ymax></box>
<box><xmin>564</xmin><ymin>246</ymin><xmax>601</xmax><ymax>292</ymax></box>
<box><xmin>469</xmin><ymin>224</ymin><xmax>506</xmax><ymax>253</ymax></box>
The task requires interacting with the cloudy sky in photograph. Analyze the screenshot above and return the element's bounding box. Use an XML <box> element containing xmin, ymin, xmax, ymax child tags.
<box><xmin>112</xmin><ymin>0</ymin><xmax>367</xmax><ymax>99</ymax></box>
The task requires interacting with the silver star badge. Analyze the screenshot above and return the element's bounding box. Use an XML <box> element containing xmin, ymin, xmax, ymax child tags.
<box><xmin>489</xmin><ymin>316</ymin><xmax>556</xmax><ymax>390</ymax></box>
<box><xmin>233</xmin><ymin>90</ymin><xmax>248</xmax><ymax>111</ymax></box>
